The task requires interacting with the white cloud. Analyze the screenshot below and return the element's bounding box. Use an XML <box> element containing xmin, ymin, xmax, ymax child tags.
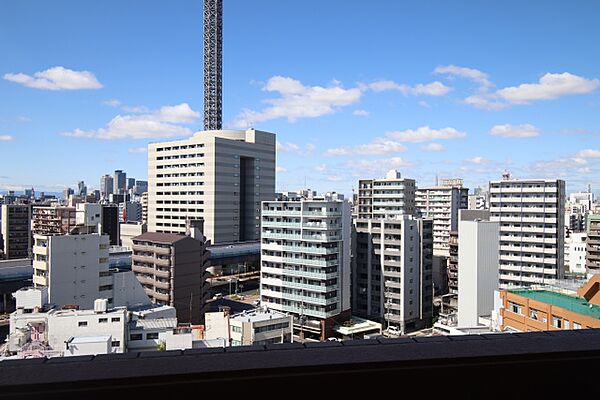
<box><xmin>122</xmin><ymin>105</ymin><xmax>150</xmax><ymax>113</ymax></box>
<box><xmin>345</xmin><ymin>157</ymin><xmax>412</xmax><ymax>173</ymax></box>
<box><xmin>62</xmin><ymin>103</ymin><xmax>199</xmax><ymax>140</ymax></box>
<box><xmin>276</xmin><ymin>166</ymin><xmax>288</xmax><ymax>173</ymax></box>
<box><xmin>313</xmin><ymin>163</ymin><xmax>327</xmax><ymax>172</ymax></box>
<box><xmin>465</xmin><ymin>156</ymin><xmax>490</xmax><ymax>164</ymax></box>
<box><xmin>353</xmin><ymin>109</ymin><xmax>369</xmax><ymax>117</ymax></box>
<box><xmin>418</xmin><ymin>101</ymin><xmax>430</xmax><ymax>108</ymax></box>
<box><xmin>367</xmin><ymin>80</ymin><xmax>451</xmax><ymax>96</ymax></box>
<box><xmin>230</xmin><ymin>76</ymin><xmax>362</xmax><ymax>128</ymax></box>
<box><xmin>4</xmin><ymin>66</ymin><xmax>103</xmax><ymax>90</ymax></box>
<box><xmin>465</xmin><ymin>72</ymin><xmax>599</xmax><ymax>110</ymax></box>
<box><xmin>385</xmin><ymin>126</ymin><xmax>466</xmax><ymax>142</ymax></box>
<box><xmin>128</xmin><ymin>147</ymin><xmax>147</xmax><ymax>154</ymax></box>
<box><xmin>103</xmin><ymin>99</ymin><xmax>121</xmax><ymax>107</ymax></box>
<box><xmin>326</xmin><ymin>175</ymin><xmax>343</xmax><ymax>182</ymax></box>
<box><xmin>16</xmin><ymin>116</ymin><xmax>31</xmax><ymax>123</ymax></box>
<box><xmin>276</xmin><ymin>141</ymin><xmax>315</xmax><ymax>155</ymax></box>
<box><xmin>576</xmin><ymin>149</ymin><xmax>600</xmax><ymax>158</ymax></box>
<box><xmin>464</xmin><ymin>94</ymin><xmax>508</xmax><ymax>110</ymax></box>
<box><xmin>326</xmin><ymin>138</ymin><xmax>407</xmax><ymax>156</ymax></box>
<box><xmin>421</xmin><ymin>143</ymin><xmax>445</xmax><ymax>152</ymax></box>
<box><xmin>497</xmin><ymin>72</ymin><xmax>600</xmax><ymax>104</ymax></box>
<box><xmin>0</xmin><ymin>135</ymin><xmax>14</xmax><ymax>141</ymax></box>
<box><xmin>489</xmin><ymin>124</ymin><xmax>540</xmax><ymax>138</ymax></box>
<box><xmin>434</xmin><ymin>65</ymin><xmax>493</xmax><ymax>91</ymax></box>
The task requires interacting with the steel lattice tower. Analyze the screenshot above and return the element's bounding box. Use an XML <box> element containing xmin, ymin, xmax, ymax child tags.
<box><xmin>203</xmin><ymin>0</ymin><xmax>223</xmax><ymax>130</ymax></box>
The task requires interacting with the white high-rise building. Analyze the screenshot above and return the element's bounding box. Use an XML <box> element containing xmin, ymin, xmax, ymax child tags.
<box><xmin>356</xmin><ymin>169</ymin><xmax>416</xmax><ymax>219</ymax></box>
<box><xmin>457</xmin><ymin>210</ymin><xmax>499</xmax><ymax>327</ymax></box>
<box><xmin>416</xmin><ymin>184</ymin><xmax>468</xmax><ymax>256</ymax></box>
<box><xmin>148</xmin><ymin>128</ymin><xmax>276</xmax><ymax>244</ymax></box>
<box><xmin>260</xmin><ymin>191</ymin><xmax>351</xmax><ymax>341</ymax></box>
<box><xmin>489</xmin><ymin>175</ymin><xmax>566</xmax><ymax>288</ymax></box>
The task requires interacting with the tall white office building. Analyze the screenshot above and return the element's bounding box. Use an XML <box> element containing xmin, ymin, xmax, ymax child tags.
<box><xmin>148</xmin><ymin>128</ymin><xmax>276</xmax><ymax>244</ymax></box>
<box><xmin>260</xmin><ymin>191</ymin><xmax>351</xmax><ymax>341</ymax></box>
<box><xmin>489</xmin><ymin>174</ymin><xmax>565</xmax><ymax>288</ymax></box>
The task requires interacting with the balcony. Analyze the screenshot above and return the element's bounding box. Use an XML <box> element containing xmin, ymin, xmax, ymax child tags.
<box><xmin>153</xmin><ymin>291</ymin><xmax>170</xmax><ymax>302</ymax></box>
<box><xmin>155</xmin><ymin>269</ymin><xmax>171</xmax><ymax>278</ymax></box>
<box><xmin>262</xmin><ymin>209</ymin><xmax>302</xmax><ymax>216</ymax></box>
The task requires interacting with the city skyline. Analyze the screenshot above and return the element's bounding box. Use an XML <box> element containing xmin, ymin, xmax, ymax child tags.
<box><xmin>2</xmin><ymin>0</ymin><xmax>600</xmax><ymax>196</ymax></box>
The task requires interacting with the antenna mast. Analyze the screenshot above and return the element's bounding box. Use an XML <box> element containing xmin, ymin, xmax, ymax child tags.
<box><xmin>203</xmin><ymin>0</ymin><xmax>223</xmax><ymax>130</ymax></box>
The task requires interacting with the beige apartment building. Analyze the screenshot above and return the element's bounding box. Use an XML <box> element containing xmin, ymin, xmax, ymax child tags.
<box><xmin>147</xmin><ymin>128</ymin><xmax>276</xmax><ymax>244</ymax></box>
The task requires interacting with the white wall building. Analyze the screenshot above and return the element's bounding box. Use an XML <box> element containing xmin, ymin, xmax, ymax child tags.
<box><xmin>260</xmin><ymin>191</ymin><xmax>351</xmax><ymax>340</ymax></box>
<box><xmin>457</xmin><ymin>211</ymin><xmax>499</xmax><ymax>327</ymax></box>
<box><xmin>32</xmin><ymin>231</ymin><xmax>151</xmax><ymax>310</ymax></box>
<box><xmin>7</xmin><ymin>291</ymin><xmax>127</xmax><ymax>357</ymax></box>
<box><xmin>148</xmin><ymin>128</ymin><xmax>276</xmax><ymax>244</ymax></box>
<box><xmin>204</xmin><ymin>307</ymin><xmax>293</xmax><ymax>346</ymax></box>
<box><xmin>565</xmin><ymin>231</ymin><xmax>587</xmax><ymax>275</ymax></box>
<box><xmin>489</xmin><ymin>176</ymin><xmax>565</xmax><ymax>288</ymax></box>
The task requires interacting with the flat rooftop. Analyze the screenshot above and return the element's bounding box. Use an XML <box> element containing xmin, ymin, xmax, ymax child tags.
<box><xmin>231</xmin><ymin>308</ymin><xmax>288</xmax><ymax>323</ymax></box>
<box><xmin>510</xmin><ymin>289</ymin><xmax>600</xmax><ymax>319</ymax></box>
<box><xmin>70</xmin><ymin>336</ymin><xmax>111</xmax><ymax>344</ymax></box>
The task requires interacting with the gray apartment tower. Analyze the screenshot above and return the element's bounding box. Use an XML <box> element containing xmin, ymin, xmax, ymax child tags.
<box><xmin>353</xmin><ymin>170</ymin><xmax>433</xmax><ymax>333</ymax></box>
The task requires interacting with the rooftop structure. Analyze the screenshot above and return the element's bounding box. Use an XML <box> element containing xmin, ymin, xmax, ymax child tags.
<box><xmin>203</xmin><ymin>0</ymin><xmax>222</xmax><ymax>130</ymax></box>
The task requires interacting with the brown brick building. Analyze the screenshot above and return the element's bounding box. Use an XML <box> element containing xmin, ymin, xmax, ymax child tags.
<box><xmin>132</xmin><ymin>230</ymin><xmax>209</xmax><ymax>324</ymax></box>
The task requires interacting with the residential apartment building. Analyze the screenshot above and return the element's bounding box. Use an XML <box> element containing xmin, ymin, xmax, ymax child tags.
<box><xmin>353</xmin><ymin>215</ymin><xmax>433</xmax><ymax>334</ymax></box>
<box><xmin>147</xmin><ymin>128</ymin><xmax>276</xmax><ymax>244</ymax></box>
<box><xmin>131</xmin><ymin>224</ymin><xmax>210</xmax><ymax>324</ymax></box>
<box><xmin>32</xmin><ymin>206</ymin><xmax>76</xmax><ymax>236</ymax></box>
<box><xmin>260</xmin><ymin>191</ymin><xmax>351</xmax><ymax>340</ymax></box>
<box><xmin>489</xmin><ymin>176</ymin><xmax>565</xmax><ymax>288</ymax></box>
<box><xmin>587</xmin><ymin>214</ymin><xmax>600</xmax><ymax>273</ymax></box>
<box><xmin>356</xmin><ymin>169</ymin><xmax>416</xmax><ymax>219</ymax></box>
<box><xmin>468</xmin><ymin>194</ymin><xmax>487</xmax><ymax>210</ymax></box>
<box><xmin>1</xmin><ymin>204</ymin><xmax>31</xmax><ymax>260</ymax></box>
<box><xmin>141</xmin><ymin>192</ymin><xmax>149</xmax><ymax>224</ymax></box>
<box><xmin>416</xmin><ymin>184</ymin><xmax>468</xmax><ymax>256</ymax></box>
<box><xmin>498</xmin><ymin>275</ymin><xmax>600</xmax><ymax>332</ymax></box>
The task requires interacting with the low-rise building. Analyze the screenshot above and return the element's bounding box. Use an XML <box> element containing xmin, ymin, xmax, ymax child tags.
<box><xmin>204</xmin><ymin>306</ymin><xmax>293</xmax><ymax>346</ymax></box>
<box><xmin>498</xmin><ymin>275</ymin><xmax>600</xmax><ymax>332</ymax></box>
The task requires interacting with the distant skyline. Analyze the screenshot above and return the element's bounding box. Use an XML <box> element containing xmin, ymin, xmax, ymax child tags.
<box><xmin>1</xmin><ymin>0</ymin><xmax>600</xmax><ymax>197</ymax></box>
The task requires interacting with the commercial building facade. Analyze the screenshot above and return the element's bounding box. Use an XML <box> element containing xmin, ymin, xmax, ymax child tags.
<box><xmin>147</xmin><ymin>128</ymin><xmax>276</xmax><ymax>244</ymax></box>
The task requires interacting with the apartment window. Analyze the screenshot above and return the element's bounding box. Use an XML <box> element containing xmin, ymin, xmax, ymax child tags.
<box><xmin>111</xmin><ymin>341</ymin><xmax>120</xmax><ymax>347</ymax></box>
<box><xmin>111</xmin><ymin>317</ymin><xmax>121</xmax><ymax>323</ymax></box>
<box><xmin>130</xmin><ymin>334</ymin><xmax>143</xmax><ymax>341</ymax></box>
<box><xmin>573</xmin><ymin>322</ymin><xmax>582</xmax><ymax>330</ymax></box>
<box><xmin>508</xmin><ymin>301</ymin><xmax>522</xmax><ymax>315</ymax></box>
<box><xmin>99</xmin><ymin>318</ymin><xmax>108</xmax><ymax>323</ymax></box>
<box><xmin>552</xmin><ymin>316</ymin><xmax>562</xmax><ymax>329</ymax></box>
<box><xmin>78</xmin><ymin>321</ymin><xmax>88</xmax><ymax>327</ymax></box>
<box><xmin>529</xmin><ymin>309</ymin><xmax>538</xmax><ymax>320</ymax></box>
<box><xmin>146</xmin><ymin>332</ymin><xmax>159</xmax><ymax>340</ymax></box>
<box><xmin>231</xmin><ymin>326</ymin><xmax>242</xmax><ymax>333</ymax></box>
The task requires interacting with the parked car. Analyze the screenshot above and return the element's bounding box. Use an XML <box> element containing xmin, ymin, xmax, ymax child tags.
<box><xmin>212</xmin><ymin>293</ymin><xmax>223</xmax><ymax>300</ymax></box>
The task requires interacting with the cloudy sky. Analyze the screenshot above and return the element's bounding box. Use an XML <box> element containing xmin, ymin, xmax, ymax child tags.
<box><xmin>1</xmin><ymin>0</ymin><xmax>600</xmax><ymax>196</ymax></box>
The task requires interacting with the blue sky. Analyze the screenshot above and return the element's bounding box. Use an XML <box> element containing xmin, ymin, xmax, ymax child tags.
<box><xmin>1</xmin><ymin>0</ymin><xmax>600</xmax><ymax>197</ymax></box>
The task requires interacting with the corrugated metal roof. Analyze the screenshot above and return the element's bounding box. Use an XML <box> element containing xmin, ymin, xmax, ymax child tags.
<box><xmin>129</xmin><ymin>318</ymin><xmax>178</xmax><ymax>330</ymax></box>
